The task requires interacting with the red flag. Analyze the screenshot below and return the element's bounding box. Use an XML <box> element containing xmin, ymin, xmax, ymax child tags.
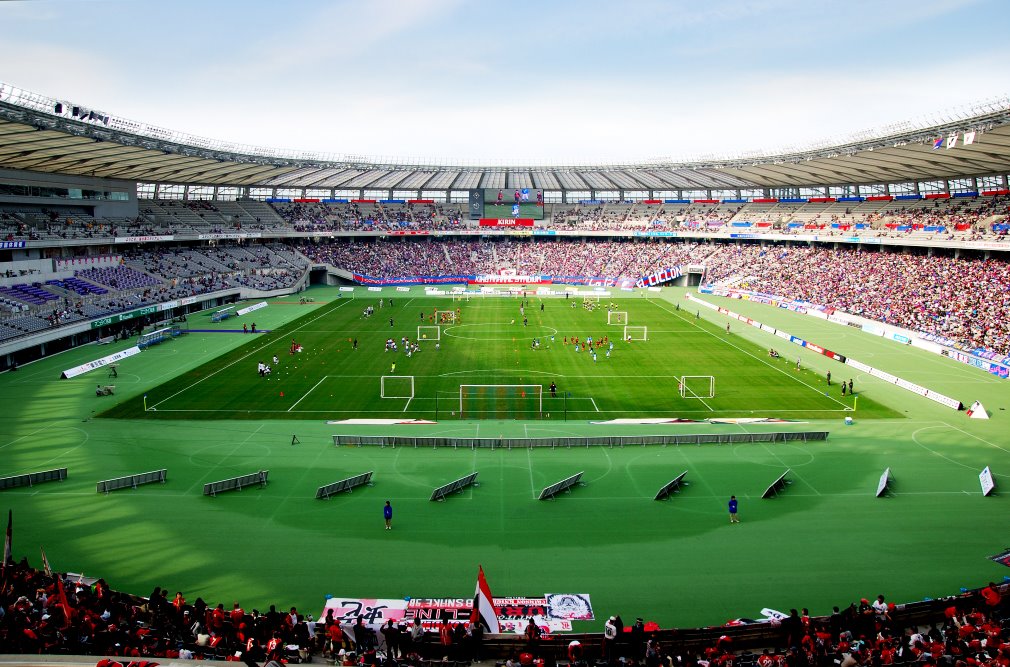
<box><xmin>2</xmin><ymin>509</ymin><xmax>11</xmax><ymax>567</ymax></box>
<box><xmin>57</xmin><ymin>576</ymin><xmax>75</xmax><ymax>627</ymax></box>
<box><xmin>471</xmin><ymin>565</ymin><xmax>501</xmax><ymax>634</ymax></box>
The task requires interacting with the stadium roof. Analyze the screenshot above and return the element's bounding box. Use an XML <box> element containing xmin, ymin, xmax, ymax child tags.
<box><xmin>1</xmin><ymin>82</ymin><xmax>1009</xmax><ymax>191</ymax></box>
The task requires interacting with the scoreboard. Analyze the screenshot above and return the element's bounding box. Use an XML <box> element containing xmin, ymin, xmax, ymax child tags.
<box><xmin>469</xmin><ymin>188</ymin><xmax>545</xmax><ymax>220</ymax></box>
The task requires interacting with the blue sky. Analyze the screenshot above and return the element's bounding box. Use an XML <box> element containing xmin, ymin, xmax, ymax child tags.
<box><xmin>2</xmin><ymin>0</ymin><xmax>1008</xmax><ymax>164</ymax></box>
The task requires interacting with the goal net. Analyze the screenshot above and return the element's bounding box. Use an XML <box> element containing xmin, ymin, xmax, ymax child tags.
<box><xmin>459</xmin><ymin>384</ymin><xmax>543</xmax><ymax>420</ymax></box>
<box><xmin>624</xmin><ymin>325</ymin><xmax>647</xmax><ymax>341</ymax></box>
<box><xmin>608</xmin><ymin>311</ymin><xmax>628</xmax><ymax>325</ymax></box>
<box><xmin>679</xmin><ymin>375</ymin><xmax>715</xmax><ymax>399</ymax></box>
<box><xmin>381</xmin><ymin>376</ymin><xmax>415</xmax><ymax>399</ymax></box>
<box><xmin>418</xmin><ymin>325</ymin><xmax>440</xmax><ymax>341</ymax></box>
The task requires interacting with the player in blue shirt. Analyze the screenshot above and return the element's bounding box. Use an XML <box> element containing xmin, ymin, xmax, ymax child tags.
<box><xmin>728</xmin><ymin>495</ymin><xmax>739</xmax><ymax>523</ymax></box>
<box><xmin>384</xmin><ymin>500</ymin><xmax>393</xmax><ymax>530</ymax></box>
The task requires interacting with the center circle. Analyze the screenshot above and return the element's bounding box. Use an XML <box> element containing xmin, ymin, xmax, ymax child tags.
<box><xmin>443</xmin><ymin>322</ymin><xmax>559</xmax><ymax>341</ymax></box>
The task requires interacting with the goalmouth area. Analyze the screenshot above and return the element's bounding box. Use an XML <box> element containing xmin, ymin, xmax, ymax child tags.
<box><xmin>2</xmin><ymin>284</ymin><xmax>1007</xmax><ymax>631</ymax></box>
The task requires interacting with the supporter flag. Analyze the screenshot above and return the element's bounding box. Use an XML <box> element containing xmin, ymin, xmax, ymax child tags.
<box><xmin>471</xmin><ymin>565</ymin><xmax>501</xmax><ymax>633</ymax></box>
<box><xmin>946</xmin><ymin>134</ymin><xmax>958</xmax><ymax>149</ymax></box>
<box><xmin>964</xmin><ymin>130</ymin><xmax>976</xmax><ymax>145</ymax></box>
<box><xmin>932</xmin><ymin>137</ymin><xmax>944</xmax><ymax>150</ymax></box>
<box><xmin>2</xmin><ymin>509</ymin><xmax>11</xmax><ymax>568</ymax></box>
<box><xmin>57</xmin><ymin>574</ymin><xmax>75</xmax><ymax>626</ymax></box>
<box><xmin>40</xmin><ymin>546</ymin><xmax>53</xmax><ymax>577</ymax></box>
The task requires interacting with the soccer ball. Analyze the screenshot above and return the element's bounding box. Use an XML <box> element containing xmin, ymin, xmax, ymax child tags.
<box><xmin>422</xmin><ymin>334</ymin><xmax>427</xmax><ymax>339</ymax></box>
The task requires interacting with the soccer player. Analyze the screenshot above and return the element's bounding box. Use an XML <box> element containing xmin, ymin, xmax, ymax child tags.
<box><xmin>549</xmin><ymin>382</ymin><xmax>557</xmax><ymax>397</ymax></box>
<box><xmin>383</xmin><ymin>500</ymin><xmax>393</xmax><ymax>530</ymax></box>
<box><xmin>728</xmin><ymin>495</ymin><xmax>739</xmax><ymax>523</ymax></box>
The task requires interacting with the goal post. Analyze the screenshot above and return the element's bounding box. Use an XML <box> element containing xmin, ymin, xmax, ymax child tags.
<box><xmin>459</xmin><ymin>384</ymin><xmax>543</xmax><ymax>420</ymax></box>
<box><xmin>679</xmin><ymin>375</ymin><xmax>715</xmax><ymax>399</ymax></box>
<box><xmin>624</xmin><ymin>325</ymin><xmax>647</xmax><ymax>341</ymax></box>
<box><xmin>607</xmin><ymin>311</ymin><xmax>628</xmax><ymax>325</ymax></box>
<box><xmin>380</xmin><ymin>375</ymin><xmax>415</xmax><ymax>399</ymax></box>
<box><xmin>418</xmin><ymin>325</ymin><xmax>440</xmax><ymax>341</ymax></box>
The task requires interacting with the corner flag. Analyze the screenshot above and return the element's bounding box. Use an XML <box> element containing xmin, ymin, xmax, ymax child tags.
<box><xmin>471</xmin><ymin>565</ymin><xmax>501</xmax><ymax>633</ymax></box>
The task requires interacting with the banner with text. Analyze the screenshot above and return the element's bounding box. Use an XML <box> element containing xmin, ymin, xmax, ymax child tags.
<box><xmin>320</xmin><ymin>593</ymin><xmax>591</xmax><ymax>634</ymax></box>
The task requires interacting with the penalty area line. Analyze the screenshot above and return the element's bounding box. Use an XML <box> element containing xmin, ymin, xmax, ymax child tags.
<box><xmin>287</xmin><ymin>376</ymin><xmax>330</xmax><ymax>412</ymax></box>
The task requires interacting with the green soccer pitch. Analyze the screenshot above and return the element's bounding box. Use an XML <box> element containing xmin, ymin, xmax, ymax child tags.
<box><xmin>101</xmin><ymin>293</ymin><xmax>897</xmax><ymax>421</ymax></box>
<box><xmin>1</xmin><ymin>285</ymin><xmax>1008</xmax><ymax>630</ymax></box>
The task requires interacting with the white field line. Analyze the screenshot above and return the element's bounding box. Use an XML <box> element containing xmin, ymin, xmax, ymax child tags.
<box><xmin>287</xmin><ymin>376</ymin><xmax>329</xmax><ymax>412</ymax></box>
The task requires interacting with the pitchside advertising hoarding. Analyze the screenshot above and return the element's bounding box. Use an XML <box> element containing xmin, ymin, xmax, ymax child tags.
<box><xmin>320</xmin><ymin>593</ymin><xmax>593</xmax><ymax>634</ymax></box>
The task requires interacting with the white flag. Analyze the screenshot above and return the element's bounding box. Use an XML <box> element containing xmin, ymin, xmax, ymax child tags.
<box><xmin>963</xmin><ymin>130</ymin><xmax>976</xmax><ymax>145</ymax></box>
<box><xmin>946</xmin><ymin>134</ymin><xmax>958</xmax><ymax>149</ymax></box>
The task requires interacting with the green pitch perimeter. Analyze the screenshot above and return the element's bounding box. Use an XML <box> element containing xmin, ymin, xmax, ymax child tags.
<box><xmin>2</xmin><ymin>286</ymin><xmax>1008</xmax><ymax>630</ymax></box>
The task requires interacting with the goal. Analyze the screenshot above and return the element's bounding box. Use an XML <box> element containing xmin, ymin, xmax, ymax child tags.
<box><xmin>418</xmin><ymin>325</ymin><xmax>440</xmax><ymax>341</ymax></box>
<box><xmin>459</xmin><ymin>384</ymin><xmax>543</xmax><ymax>420</ymax></box>
<box><xmin>679</xmin><ymin>375</ymin><xmax>715</xmax><ymax>399</ymax></box>
<box><xmin>381</xmin><ymin>376</ymin><xmax>415</xmax><ymax>399</ymax></box>
<box><xmin>608</xmin><ymin>311</ymin><xmax>628</xmax><ymax>325</ymax></box>
<box><xmin>624</xmin><ymin>325</ymin><xmax>647</xmax><ymax>341</ymax></box>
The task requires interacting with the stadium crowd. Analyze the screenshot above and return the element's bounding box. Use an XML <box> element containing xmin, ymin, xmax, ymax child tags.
<box><xmin>0</xmin><ymin>196</ymin><xmax>1005</xmax><ymax>240</ymax></box>
<box><xmin>4</xmin><ymin>233</ymin><xmax>1010</xmax><ymax>358</ymax></box>
<box><xmin>0</xmin><ymin>244</ymin><xmax>309</xmax><ymax>343</ymax></box>
<box><xmin>1</xmin><ymin>558</ymin><xmax>1007</xmax><ymax>667</ymax></box>
<box><xmin>698</xmin><ymin>244</ymin><xmax>1010</xmax><ymax>357</ymax></box>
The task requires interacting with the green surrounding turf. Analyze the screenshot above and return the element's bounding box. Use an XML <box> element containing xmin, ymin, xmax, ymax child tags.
<box><xmin>1</xmin><ymin>286</ymin><xmax>1008</xmax><ymax>631</ymax></box>
<box><xmin>101</xmin><ymin>294</ymin><xmax>898</xmax><ymax>421</ymax></box>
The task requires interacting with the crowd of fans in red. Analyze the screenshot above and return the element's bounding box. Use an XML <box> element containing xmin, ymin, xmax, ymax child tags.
<box><xmin>1</xmin><ymin>557</ymin><xmax>1007</xmax><ymax>667</ymax></box>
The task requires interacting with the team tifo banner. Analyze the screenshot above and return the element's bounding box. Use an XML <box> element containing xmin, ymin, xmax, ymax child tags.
<box><xmin>479</xmin><ymin>219</ymin><xmax>534</xmax><ymax>227</ymax></box>
<box><xmin>988</xmin><ymin>548</ymin><xmax>1010</xmax><ymax>567</ymax></box>
<box><xmin>320</xmin><ymin>593</ymin><xmax>592</xmax><ymax>633</ymax></box>
<box><xmin>470</xmin><ymin>274</ymin><xmax>552</xmax><ymax>285</ymax></box>
<box><xmin>635</xmin><ymin>266</ymin><xmax>682</xmax><ymax>288</ymax></box>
